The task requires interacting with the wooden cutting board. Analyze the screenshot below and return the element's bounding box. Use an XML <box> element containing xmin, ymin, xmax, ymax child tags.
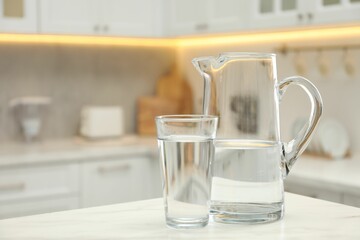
<box><xmin>156</xmin><ymin>65</ymin><xmax>193</xmax><ymax>114</ymax></box>
<box><xmin>137</xmin><ymin>65</ymin><xmax>194</xmax><ymax>136</ymax></box>
<box><xmin>137</xmin><ymin>97</ymin><xmax>179</xmax><ymax>136</ymax></box>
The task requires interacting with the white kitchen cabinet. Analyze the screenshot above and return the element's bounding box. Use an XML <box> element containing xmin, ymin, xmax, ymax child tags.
<box><xmin>208</xmin><ymin>0</ymin><xmax>249</xmax><ymax>33</ymax></box>
<box><xmin>0</xmin><ymin>163</ymin><xmax>80</xmax><ymax>219</ymax></box>
<box><xmin>343</xmin><ymin>192</ymin><xmax>360</xmax><ymax>208</ymax></box>
<box><xmin>249</xmin><ymin>0</ymin><xmax>309</xmax><ymax>30</ymax></box>
<box><xmin>0</xmin><ymin>197</ymin><xmax>79</xmax><ymax>219</ymax></box>
<box><xmin>0</xmin><ymin>0</ymin><xmax>37</xmax><ymax>33</ymax></box>
<box><xmin>40</xmin><ymin>0</ymin><xmax>97</xmax><ymax>35</ymax></box>
<box><xmin>249</xmin><ymin>0</ymin><xmax>360</xmax><ymax>30</ymax></box>
<box><xmin>307</xmin><ymin>0</ymin><xmax>360</xmax><ymax>25</ymax></box>
<box><xmin>164</xmin><ymin>0</ymin><xmax>207</xmax><ymax>36</ymax></box>
<box><xmin>99</xmin><ymin>0</ymin><xmax>162</xmax><ymax>37</ymax></box>
<box><xmin>81</xmin><ymin>156</ymin><xmax>155</xmax><ymax>208</ymax></box>
<box><xmin>284</xmin><ymin>181</ymin><xmax>343</xmax><ymax>203</ymax></box>
<box><xmin>0</xmin><ymin>164</ymin><xmax>79</xmax><ymax>202</ymax></box>
<box><xmin>39</xmin><ymin>0</ymin><xmax>161</xmax><ymax>37</ymax></box>
<box><xmin>164</xmin><ymin>0</ymin><xmax>246</xmax><ymax>36</ymax></box>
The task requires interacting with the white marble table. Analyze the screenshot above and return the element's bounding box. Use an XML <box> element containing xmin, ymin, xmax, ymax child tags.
<box><xmin>0</xmin><ymin>193</ymin><xmax>359</xmax><ymax>239</ymax></box>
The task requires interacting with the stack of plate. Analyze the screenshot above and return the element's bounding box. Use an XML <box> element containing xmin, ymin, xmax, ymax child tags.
<box><xmin>292</xmin><ymin>118</ymin><xmax>350</xmax><ymax>159</ymax></box>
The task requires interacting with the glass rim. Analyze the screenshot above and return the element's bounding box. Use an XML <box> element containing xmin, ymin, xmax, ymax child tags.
<box><xmin>155</xmin><ymin>114</ymin><xmax>218</xmax><ymax>122</ymax></box>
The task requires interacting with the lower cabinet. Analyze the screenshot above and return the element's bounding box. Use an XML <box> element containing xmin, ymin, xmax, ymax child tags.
<box><xmin>343</xmin><ymin>193</ymin><xmax>360</xmax><ymax>208</ymax></box>
<box><xmin>0</xmin><ymin>197</ymin><xmax>79</xmax><ymax>219</ymax></box>
<box><xmin>284</xmin><ymin>181</ymin><xmax>342</xmax><ymax>203</ymax></box>
<box><xmin>285</xmin><ymin>181</ymin><xmax>360</xmax><ymax>208</ymax></box>
<box><xmin>81</xmin><ymin>156</ymin><xmax>158</xmax><ymax>208</ymax></box>
<box><xmin>0</xmin><ymin>163</ymin><xmax>80</xmax><ymax>219</ymax></box>
<box><xmin>0</xmin><ymin>152</ymin><xmax>162</xmax><ymax>219</ymax></box>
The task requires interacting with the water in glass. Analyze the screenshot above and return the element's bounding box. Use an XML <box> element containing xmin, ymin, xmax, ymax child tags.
<box><xmin>158</xmin><ymin>135</ymin><xmax>214</xmax><ymax>228</ymax></box>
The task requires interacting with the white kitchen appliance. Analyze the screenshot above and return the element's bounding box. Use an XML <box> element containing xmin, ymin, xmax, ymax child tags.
<box><xmin>10</xmin><ymin>97</ymin><xmax>51</xmax><ymax>142</ymax></box>
<box><xmin>80</xmin><ymin>106</ymin><xmax>124</xmax><ymax>139</ymax></box>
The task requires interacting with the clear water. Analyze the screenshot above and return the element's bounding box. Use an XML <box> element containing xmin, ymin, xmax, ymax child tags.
<box><xmin>158</xmin><ymin>136</ymin><xmax>214</xmax><ymax>228</ymax></box>
<box><xmin>210</xmin><ymin>140</ymin><xmax>284</xmax><ymax>223</ymax></box>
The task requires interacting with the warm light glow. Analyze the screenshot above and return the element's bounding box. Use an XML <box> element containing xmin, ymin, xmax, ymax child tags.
<box><xmin>0</xmin><ymin>25</ymin><xmax>359</xmax><ymax>47</ymax></box>
<box><xmin>177</xmin><ymin>25</ymin><xmax>360</xmax><ymax>47</ymax></box>
<box><xmin>0</xmin><ymin>34</ymin><xmax>176</xmax><ymax>47</ymax></box>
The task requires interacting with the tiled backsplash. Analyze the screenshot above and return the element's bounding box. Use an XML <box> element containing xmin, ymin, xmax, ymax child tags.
<box><xmin>0</xmin><ymin>44</ymin><xmax>175</xmax><ymax>142</ymax></box>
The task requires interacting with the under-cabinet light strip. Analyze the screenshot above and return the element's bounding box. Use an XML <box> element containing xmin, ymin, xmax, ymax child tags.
<box><xmin>0</xmin><ymin>25</ymin><xmax>359</xmax><ymax>47</ymax></box>
<box><xmin>177</xmin><ymin>25</ymin><xmax>360</xmax><ymax>47</ymax></box>
<box><xmin>0</xmin><ymin>34</ymin><xmax>176</xmax><ymax>47</ymax></box>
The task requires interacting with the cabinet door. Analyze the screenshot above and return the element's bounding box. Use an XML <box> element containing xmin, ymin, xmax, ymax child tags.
<box><xmin>99</xmin><ymin>0</ymin><xmax>160</xmax><ymax>37</ymax></box>
<box><xmin>0</xmin><ymin>0</ymin><xmax>37</xmax><ymax>33</ymax></box>
<box><xmin>285</xmin><ymin>181</ymin><xmax>343</xmax><ymax>203</ymax></box>
<box><xmin>0</xmin><ymin>164</ymin><xmax>79</xmax><ymax>202</ymax></box>
<box><xmin>306</xmin><ymin>0</ymin><xmax>360</xmax><ymax>25</ymax></box>
<box><xmin>81</xmin><ymin>156</ymin><xmax>154</xmax><ymax>208</ymax></box>
<box><xmin>39</xmin><ymin>0</ymin><xmax>98</xmax><ymax>34</ymax></box>
<box><xmin>0</xmin><ymin>197</ymin><xmax>79</xmax><ymax>219</ymax></box>
<box><xmin>164</xmin><ymin>0</ymin><xmax>208</xmax><ymax>36</ymax></box>
<box><xmin>0</xmin><ymin>163</ymin><xmax>79</xmax><ymax>219</ymax></box>
<box><xmin>343</xmin><ymin>193</ymin><xmax>360</xmax><ymax>208</ymax></box>
<box><xmin>208</xmin><ymin>0</ymin><xmax>247</xmax><ymax>33</ymax></box>
<box><xmin>249</xmin><ymin>0</ymin><xmax>308</xmax><ymax>30</ymax></box>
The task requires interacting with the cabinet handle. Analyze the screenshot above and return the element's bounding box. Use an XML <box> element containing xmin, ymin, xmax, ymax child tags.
<box><xmin>195</xmin><ymin>23</ymin><xmax>208</xmax><ymax>31</ymax></box>
<box><xmin>297</xmin><ymin>13</ymin><xmax>303</xmax><ymax>21</ymax></box>
<box><xmin>94</xmin><ymin>25</ymin><xmax>100</xmax><ymax>32</ymax></box>
<box><xmin>97</xmin><ymin>164</ymin><xmax>131</xmax><ymax>174</ymax></box>
<box><xmin>307</xmin><ymin>13</ymin><xmax>313</xmax><ymax>21</ymax></box>
<box><xmin>102</xmin><ymin>25</ymin><xmax>109</xmax><ymax>32</ymax></box>
<box><xmin>0</xmin><ymin>182</ymin><xmax>25</xmax><ymax>191</ymax></box>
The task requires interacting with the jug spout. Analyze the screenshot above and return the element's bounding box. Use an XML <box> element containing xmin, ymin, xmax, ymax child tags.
<box><xmin>192</xmin><ymin>56</ymin><xmax>219</xmax><ymax>116</ymax></box>
<box><xmin>192</xmin><ymin>56</ymin><xmax>213</xmax><ymax>75</ymax></box>
<box><xmin>192</xmin><ymin>55</ymin><xmax>228</xmax><ymax>74</ymax></box>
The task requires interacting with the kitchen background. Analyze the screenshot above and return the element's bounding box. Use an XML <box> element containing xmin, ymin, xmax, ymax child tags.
<box><xmin>0</xmin><ymin>44</ymin><xmax>174</xmax><ymax>141</ymax></box>
<box><xmin>0</xmin><ymin>0</ymin><xmax>359</xmax><ymax>219</ymax></box>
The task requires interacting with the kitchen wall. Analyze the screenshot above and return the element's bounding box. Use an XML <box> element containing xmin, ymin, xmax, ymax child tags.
<box><xmin>178</xmin><ymin>34</ymin><xmax>360</xmax><ymax>153</ymax></box>
<box><xmin>0</xmin><ymin>44</ymin><xmax>175</xmax><ymax>142</ymax></box>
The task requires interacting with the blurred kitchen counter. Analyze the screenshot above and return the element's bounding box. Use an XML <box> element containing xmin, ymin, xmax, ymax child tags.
<box><xmin>285</xmin><ymin>155</ymin><xmax>360</xmax><ymax>207</ymax></box>
<box><xmin>0</xmin><ymin>135</ymin><xmax>158</xmax><ymax>168</ymax></box>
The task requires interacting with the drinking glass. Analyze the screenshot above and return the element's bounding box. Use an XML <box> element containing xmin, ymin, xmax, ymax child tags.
<box><xmin>155</xmin><ymin>115</ymin><xmax>218</xmax><ymax>229</ymax></box>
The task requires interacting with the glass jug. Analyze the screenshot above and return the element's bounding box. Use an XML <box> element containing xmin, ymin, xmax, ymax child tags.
<box><xmin>192</xmin><ymin>52</ymin><xmax>323</xmax><ymax>223</ymax></box>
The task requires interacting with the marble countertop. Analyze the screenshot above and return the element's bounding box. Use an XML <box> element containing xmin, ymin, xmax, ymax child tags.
<box><xmin>287</xmin><ymin>154</ymin><xmax>360</xmax><ymax>195</ymax></box>
<box><xmin>0</xmin><ymin>193</ymin><xmax>359</xmax><ymax>239</ymax></box>
<box><xmin>0</xmin><ymin>135</ymin><xmax>158</xmax><ymax>168</ymax></box>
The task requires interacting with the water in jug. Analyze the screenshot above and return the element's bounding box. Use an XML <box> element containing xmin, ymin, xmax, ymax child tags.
<box><xmin>192</xmin><ymin>52</ymin><xmax>323</xmax><ymax>223</ymax></box>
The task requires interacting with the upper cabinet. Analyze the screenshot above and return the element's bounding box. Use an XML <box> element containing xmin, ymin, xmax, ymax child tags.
<box><xmin>98</xmin><ymin>0</ymin><xmax>162</xmax><ymax>37</ymax></box>
<box><xmin>164</xmin><ymin>0</ymin><xmax>360</xmax><ymax>36</ymax></box>
<box><xmin>308</xmin><ymin>0</ymin><xmax>360</xmax><ymax>25</ymax></box>
<box><xmin>0</xmin><ymin>0</ymin><xmax>359</xmax><ymax>37</ymax></box>
<box><xmin>40</xmin><ymin>0</ymin><xmax>162</xmax><ymax>37</ymax></box>
<box><xmin>0</xmin><ymin>0</ymin><xmax>37</xmax><ymax>33</ymax></box>
<box><xmin>164</xmin><ymin>0</ymin><xmax>248</xmax><ymax>36</ymax></box>
<box><xmin>249</xmin><ymin>0</ymin><xmax>309</xmax><ymax>29</ymax></box>
<box><xmin>40</xmin><ymin>0</ymin><xmax>97</xmax><ymax>35</ymax></box>
<box><xmin>249</xmin><ymin>0</ymin><xmax>360</xmax><ymax>30</ymax></box>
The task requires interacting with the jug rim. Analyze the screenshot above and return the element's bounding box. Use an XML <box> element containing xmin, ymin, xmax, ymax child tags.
<box><xmin>220</xmin><ymin>52</ymin><xmax>275</xmax><ymax>58</ymax></box>
<box><xmin>192</xmin><ymin>52</ymin><xmax>276</xmax><ymax>63</ymax></box>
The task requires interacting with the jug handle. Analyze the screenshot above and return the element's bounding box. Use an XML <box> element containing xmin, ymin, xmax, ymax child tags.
<box><xmin>277</xmin><ymin>76</ymin><xmax>323</xmax><ymax>177</ymax></box>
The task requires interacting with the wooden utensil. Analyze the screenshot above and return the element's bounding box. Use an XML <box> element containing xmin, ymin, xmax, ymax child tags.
<box><xmin>156</xmin><ymin>65</ymin><xmax>193</xmax><ymax>114</ymax></box>
<box><xmin>137</xmin><ymin>96</ymin><xmax>179</xmax><ymax>135</ymax></box>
